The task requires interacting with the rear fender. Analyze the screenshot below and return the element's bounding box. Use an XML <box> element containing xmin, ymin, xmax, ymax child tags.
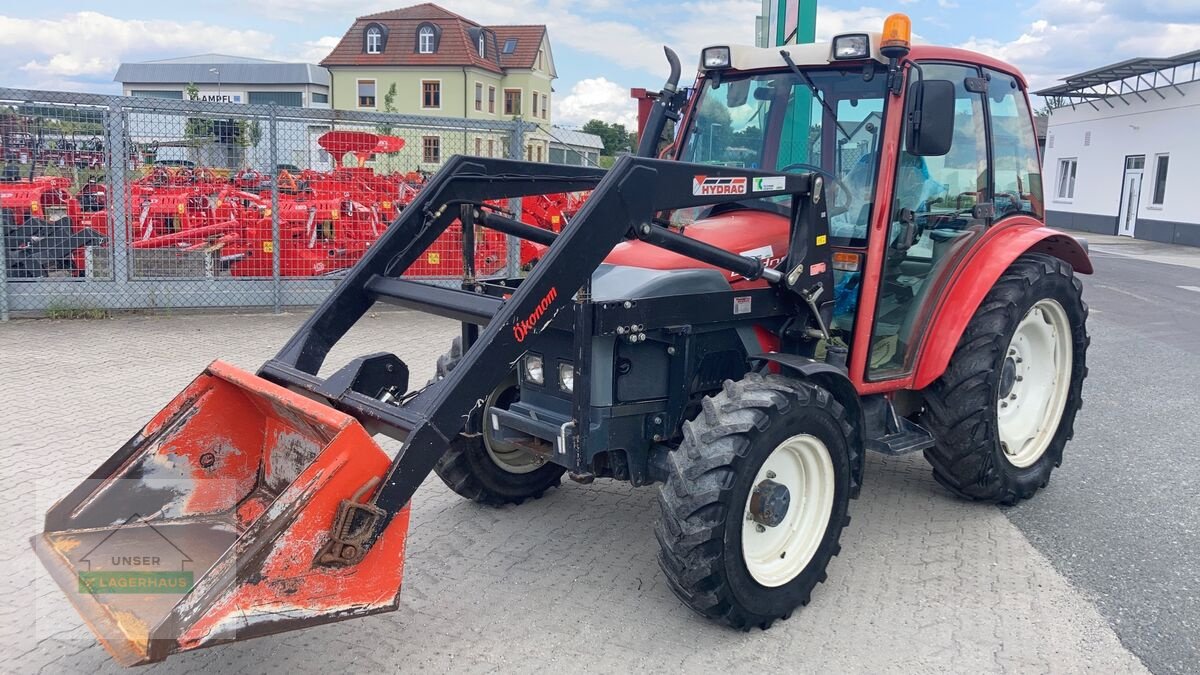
<box><xmin>749</xmin><ymin>353</ymin><xmax>864</xmax><ymax>497</ymax></box>
<box><xmin>911</xmin><ymin>221</ymin><xmax>1091</xmax><ymax>391</ymax></box>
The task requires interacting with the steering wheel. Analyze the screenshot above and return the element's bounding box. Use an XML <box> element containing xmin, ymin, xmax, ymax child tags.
<box><xmin>777</xmin><ymin>163</ymin><xmax>852</xmax><ymax>216</ymax></box>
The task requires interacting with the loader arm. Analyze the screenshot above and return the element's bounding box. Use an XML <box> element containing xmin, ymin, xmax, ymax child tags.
<box><xmin>256</xmin><ymin>155</ymin><xmax>829</xmax><ymax>563</ymax></box>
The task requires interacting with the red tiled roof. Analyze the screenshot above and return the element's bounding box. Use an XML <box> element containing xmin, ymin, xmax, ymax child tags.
<box><xmin>320</xmin><ymin>3</ymin><xmax>546</xmax><ymax>73</ymax></box>
<box><xmin>491</xmin><ymin>25</ymin><xmax>547</xmax><ymax>70</ymax></box>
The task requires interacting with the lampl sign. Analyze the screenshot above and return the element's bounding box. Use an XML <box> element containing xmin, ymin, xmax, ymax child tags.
<box><xmin>194</xmin><ymin>90</ymin><xmax>244</xmax><ymax>104</ymax></box>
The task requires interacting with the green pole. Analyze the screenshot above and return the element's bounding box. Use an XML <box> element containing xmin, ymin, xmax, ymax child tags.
<box><xmin>775</xmin><ymin>0</ymin><xmax>817</xmax><ymax>46</ymax></box>
<box><xmin>777</xmin><ymin>0</ymin><xmax>818</xmax><ymax>169</ymax></box>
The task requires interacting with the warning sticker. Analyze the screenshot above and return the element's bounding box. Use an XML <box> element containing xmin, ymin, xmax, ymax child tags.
<box><xmin>809</xmin><ymin>261</ymin><xmax>828</xmax><ymax>276</ymax></box>
<box><xmin>733</xmin><ymin>296</ymin><xmax>752</xmax><ymax>315</ymax></box>
<box><xmin>693</xmin><ymin>175</ymin><xmax>748</xmax><ymax>196</ymax></box>
<box><xmin>752</xmin><ymin>176</ymin><xmax>787</xmax><ymax>192</ymax></box>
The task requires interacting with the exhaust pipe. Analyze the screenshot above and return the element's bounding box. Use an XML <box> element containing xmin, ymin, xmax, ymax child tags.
<box><xmin>635</xmin><ymin>47</ymin><xmax>686</xmax><ymax>158</ymax></box>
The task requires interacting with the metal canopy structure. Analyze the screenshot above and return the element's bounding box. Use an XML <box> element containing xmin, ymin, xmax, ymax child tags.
<box><xmin>1035</xmin><ymin>49</ymin><xmax>1200</xmax><ymax>110</ymax></box>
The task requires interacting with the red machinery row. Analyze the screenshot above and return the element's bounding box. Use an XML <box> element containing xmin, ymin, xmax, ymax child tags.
<box><xmin>2</xmin><ymin>131</ymin><xmax>585</xmax><ymax>279</ymax></box>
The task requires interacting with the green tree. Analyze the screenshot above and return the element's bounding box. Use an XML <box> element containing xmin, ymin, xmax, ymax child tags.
<box><xmin>581</xmin><ymin>119</ymin><xmax>635</xmax><ymax>156</ymax></box>
<box><xmin>377</xmin><ymin>83</ymin><xmax>399</xmax><ymax>136</ymax></box>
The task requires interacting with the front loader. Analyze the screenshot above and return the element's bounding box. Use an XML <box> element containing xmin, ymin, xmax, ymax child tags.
<box><xmin>36</xmin><ymin>13</ymin><xmax>1091</xmax><ymax>665</ymax></box>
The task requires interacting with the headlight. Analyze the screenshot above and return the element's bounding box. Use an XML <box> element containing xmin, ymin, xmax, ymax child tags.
<box><xmin>831</xmin><ymin>34</ymin><xmax>870</xmax><ymax>60</ymax></box>
<box><xmin>524</xmin><ymin>354</ymin><xmax>544</xmax><ymax>385</ymax></box>
<box><xmin>558</xmin><ymin>362</ymin><xmax>574</xmax><ymax>393</ymax></box>
<box><xmin>702</xmin><ymin>46</ymin><xmax>731</xmax><ymax>69</ymax></box>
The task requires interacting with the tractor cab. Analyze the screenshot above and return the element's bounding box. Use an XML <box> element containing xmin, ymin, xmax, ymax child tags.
<box><xmin>666</xmin><ymin>23</ymin><xmax>1047</xmax><ymax>380</ymax></box>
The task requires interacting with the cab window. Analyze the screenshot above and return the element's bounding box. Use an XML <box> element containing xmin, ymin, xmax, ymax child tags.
<box><xmin>986</xmin><ymin>68</ymin><xmax>1044</xmax><ymax>219</ymax></box>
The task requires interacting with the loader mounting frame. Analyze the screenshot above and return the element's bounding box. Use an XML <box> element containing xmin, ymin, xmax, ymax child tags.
<box><xmin>256</xmin><ymin>155</ymin><xmax>831</xmax><ymax>563</ymax></box>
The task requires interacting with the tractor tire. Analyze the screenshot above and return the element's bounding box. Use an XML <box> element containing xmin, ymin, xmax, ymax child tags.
<box><xmin>656</xmin><ymin>373</ymin><xmax>855</xmax><ymax>630</ymax></box>
<box><xmin>921</xmin><ymin>253</ymin><xmax>1088</xmax><ymax>505</ymax></box>
<box><xmin>430</xmin><ymin>337</ymin><xmax>564</xmax><ymax>506</ymax></box>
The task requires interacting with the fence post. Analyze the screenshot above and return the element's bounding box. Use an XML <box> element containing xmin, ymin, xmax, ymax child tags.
<box><xmin>0</xmin><ymin>210</ymin><xmax>8</xmax><ymax>321</ymax></box>
<box><xmin>106</xmin><ymin>103</ymin><xmax>131</xmax><ymax>297</ymax></box>
<box><xmin>269</xmin><ymin>104</ymin><xmax>281</xmax><ymax>314</ymax></box>
<box><xmin>505</xmin><ymin>120</ymin><xmax>528</xmax><ymax>277</ymax></box>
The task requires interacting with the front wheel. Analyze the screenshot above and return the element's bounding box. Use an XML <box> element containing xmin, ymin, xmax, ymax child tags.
<box><xmin>921</xmin><ymin>253</ymin><xmax>1089</xmax><ymax>504</ymax></box>
<box><xmin>431</xmin><ymin>337</ymin><xmax>565</xmax><ymax>506</ymax></box>
<box><xmin>656</xmin><ymin>373</ymin><xmax>855</xmax><ymax>630</ymax></box>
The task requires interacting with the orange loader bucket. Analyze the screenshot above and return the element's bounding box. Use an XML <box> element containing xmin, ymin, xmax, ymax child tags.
<box><xmin>33</xmin><ymin>361</ymin><xmax>411</xmax><ymax>666</ymax></box>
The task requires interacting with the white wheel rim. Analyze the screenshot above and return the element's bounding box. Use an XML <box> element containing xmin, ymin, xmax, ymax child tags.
<box><xmin>482</xmin><ymin>383</ymin><xmax>542</xmax><ymax>474</ymax></box>
<box><xmin>997</xmin><ymin>299</ymin><xmax>1072</xmax><ymax>468</ymax></box>
<box><xmin>741</xmin><ymin>434</ymin><xmax>836</xmax><ymax>587</ymax></box>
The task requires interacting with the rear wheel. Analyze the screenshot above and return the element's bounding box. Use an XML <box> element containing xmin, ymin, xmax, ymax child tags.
<box><xmin>656</xmin><ymin>373</ymin><xmax>854</xmax><ymax>629</ymax></box>
<box><xmin>922</xmin><ymin>253</ymin><xmax>1088</xmax><ymax>504</ymax></box>
<box><xmin>431</xmin><ymin>337</ymin><xmax>564</xmax><ymax>506</ymax></box>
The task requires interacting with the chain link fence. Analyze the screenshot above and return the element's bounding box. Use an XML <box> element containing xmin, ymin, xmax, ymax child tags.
<box><xmin>1</xmin><ymin>87</ymin><xmax>534</xmax><ymax>319</ymax></box>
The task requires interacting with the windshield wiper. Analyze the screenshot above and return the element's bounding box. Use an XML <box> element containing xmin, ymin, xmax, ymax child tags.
<box><xmin>780</xmin><ymin>50</ymin><xmax>852</xmax><ymax>142</ymax></box>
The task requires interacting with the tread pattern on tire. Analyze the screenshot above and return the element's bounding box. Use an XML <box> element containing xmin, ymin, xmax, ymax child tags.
<box><xmin>655</xmin><ymin>372</ymin><xmax>855</xmax><ymax>630</ymax></box>
<box><xmin>921</xmin><ymin>253</ymin><xmax>1089</xmax><ymax>505</ymax></box>
<box><xmin>430</xmin><ymin>337</ymin><xmax>564</xmax><ymax>507</ymax></box>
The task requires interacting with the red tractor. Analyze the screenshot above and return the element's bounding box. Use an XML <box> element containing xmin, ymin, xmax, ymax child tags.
<box><xmin>36</xmin><ymin>14</ymin><xmax>1090</xmax><ymax>665</ymax></box>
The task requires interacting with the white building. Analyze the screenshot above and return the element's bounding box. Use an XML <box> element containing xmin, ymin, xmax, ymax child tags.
<box><xmin>115</xmin><ymin>54</ymin><xmax>331</xmax><ymax>108</ymax></box>
<box><xmin>1037</xmin><ymin>50</ymin><xmax>1200</xmax><ymax>247</ymax></box>
<box><xmin>545</xmin><ymin>126</ymin><xmax>603</xmax><ymax>166</ymax></box>
<box><xmin>114</xmin><ymin>54</ymin><xmax>333</xmax><ymax>171</ymax></box>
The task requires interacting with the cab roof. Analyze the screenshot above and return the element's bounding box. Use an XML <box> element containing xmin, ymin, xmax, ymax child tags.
<box><xmin>698</xmin><ymin>34</ymin><xmax>1027</xmax><ymax>88</ymax></box>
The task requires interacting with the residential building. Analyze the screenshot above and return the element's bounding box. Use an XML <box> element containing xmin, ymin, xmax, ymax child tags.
<box><xmin>321</xmin><ymin>3</ymin><xmax>556</xmax><ymax>169</ymax></box>
<box><xmin>1037</xmin><ymin>50</ymin><xmax>1200</xmax><ymax>246</ymax></box>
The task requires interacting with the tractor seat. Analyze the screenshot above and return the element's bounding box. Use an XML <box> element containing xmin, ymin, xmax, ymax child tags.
<box><xmin>591</xmin><ymin>263</ymin><xmax>732</xmax><ymax>302</ymax></box>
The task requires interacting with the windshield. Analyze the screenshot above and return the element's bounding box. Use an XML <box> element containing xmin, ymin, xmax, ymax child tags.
<box><xmin>678</xmin><ymin>65</ymin><xmax>888</xmax><ymax>246</ymax></box>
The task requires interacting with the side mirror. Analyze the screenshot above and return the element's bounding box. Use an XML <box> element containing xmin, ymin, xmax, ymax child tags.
<box><xmin>906</xmin><ymin>79</ymin><xmax>955</xmax><ymax>156</ymax></box>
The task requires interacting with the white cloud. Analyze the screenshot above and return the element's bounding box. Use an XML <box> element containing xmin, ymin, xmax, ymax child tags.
<box><xmin>958</xmin><ymin>6</ymin><xmax>1199</xmax><ymax>93</ymax></box>
<box><xmin>555</xmin><ymin>77</ymin><xmax>638</xmax><ymax>128</ymax></box>
<box><xmin>0</xmin><ymin>12</ymin><xmax>277</xmax><ymax>88</ymax></box>
<box><xmin>295</xmin><ymin>36</ymin><xmax>341</xmax><ymax>64</ymax></box>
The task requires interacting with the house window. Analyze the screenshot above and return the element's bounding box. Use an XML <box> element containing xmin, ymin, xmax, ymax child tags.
<box><xmin>422</xmin><ymin>80</ymin><xmax>441</xmax><ymax>109</ymax></box>
<box><xmin>504</xmin><ymin>89</ymin><xmax>521</xmax><ymax>115</ymax></box>
<box><xmin>475</xmin><ymin>83</ymin><xmax>483</xmax><ymax>111</ymax></box>
<box><xmin>366</xmin><ymin>27</ymin><xmax>382</xmax><ymax>54</ymax></box>
<box><xmin>1056</xmin><ymin>158</ymin><xmax>1077</xmax><ymax>200</ymax></box>
<box><xmin>526</xmin><ymin>145</ymin><xmax>532</xmax><ymax>161</ymax></box>
<box><xmin>535</xmin><ymin>144</ymin><xmax>543</xmax><ymax>162</ymax></box>
<box><xmin>537</xmin><ymin>49</ymin><xmax>544</xmax><ymax>70</ymax></box>
<box><xmin>487</xmin><ymin>139</ymin><xmax>494</xmax><ymax>157</ymax></box>
<box><xmin>503</xmin><ymin>38</ymin><xmax>517</xmax><ymax>54</ymax></box>
<box><xmin>488</xmin><ymin>86</ymin><xmax>496</xmax><ymax>113</ymax></box>
<box><xmin>475</xmin><ymin>137</ymin><xmax>482</xmax><ymax>155</ymax></box>
<box><xmin>248</xmin><ymin>91</ymin><xmax>303</xmax><ymax>107</ymax></box>
<box><xmin>532</xmin><ymin>91</ymin><xmax>539</xmax><ymax>117</ymax></box>
<box><xmin>418</xmin><ymin>25</ymin><xmax>435</xmax><ymax>54</ymax></box>
<box><xmin>357</xmin><ymin>80</ymin><xmax>376</xmax><ymax>108</ymax></box>
<box><xmin>478</xmin><ymin>33</ymin><xmax>485</xmax><ymax>57</ymax></box>
<box><xmin>312</xmin><ymin>92</ymin><xmax>328</xmax><ymax>103</ymax></box>
<box><xmin>423</xmin><ymin>136</ymin><xmax>441</xmax><ymax>163</ymax></box>
<box><xmin>1152</xmin><ymin>154</ymin><xmax>1169</xmax><ymax>206</ymax></box>
<box><xmin>541</xmin><ymin>94</ymin><xmax>548</xmax><ymax>119</ymax></box>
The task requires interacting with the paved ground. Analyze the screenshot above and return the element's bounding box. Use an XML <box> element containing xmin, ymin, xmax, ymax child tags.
<box><xmin>1004</xmin><ymin>232</ymin><xmax>1200</xmax><ymax>674</ymax></box>
<box><xmin>1</xmin><ymin>310</ymin><xmax>1146</xmax><ymax>674</ymax></box>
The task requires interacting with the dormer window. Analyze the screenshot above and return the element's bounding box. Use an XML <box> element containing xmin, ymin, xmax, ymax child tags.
<box><xmin>478</xmin><ymin>33</ymin><xmax>485</xmax><ymax>57</ymax></box>
<box><xmin>362</xmin><ymin>23</ymin><xmax>387</xmax><ymax>54</ymax></box>
<box><xmin>418</xmin><ymin>25</ymin><xmax>435</xmax><ymax>54</ymax></box>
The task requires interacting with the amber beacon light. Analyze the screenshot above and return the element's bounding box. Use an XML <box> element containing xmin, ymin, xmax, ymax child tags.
<box><xmin>880</xmin><ymin>13</ymin><xmax>912</xmax><ymax>59</ymax></box>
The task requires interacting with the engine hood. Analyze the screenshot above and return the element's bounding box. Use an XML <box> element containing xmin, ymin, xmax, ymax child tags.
<box><xmin>602</xmin><ymin>209</ymin><xmax>790</xmax><ymax>283</ymax></box>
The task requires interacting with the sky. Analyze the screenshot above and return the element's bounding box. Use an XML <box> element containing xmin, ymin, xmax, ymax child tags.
<box><xmin>1</xmin><ymin>0</ymin><xmax>1198</xmax><ymax>129</ymax></box>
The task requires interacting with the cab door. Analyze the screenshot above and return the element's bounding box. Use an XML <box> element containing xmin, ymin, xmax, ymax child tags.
<box><xmin>866</xmin><ymin>63</ymin><xmax>991</xmax><ymax>378</ymax></box>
